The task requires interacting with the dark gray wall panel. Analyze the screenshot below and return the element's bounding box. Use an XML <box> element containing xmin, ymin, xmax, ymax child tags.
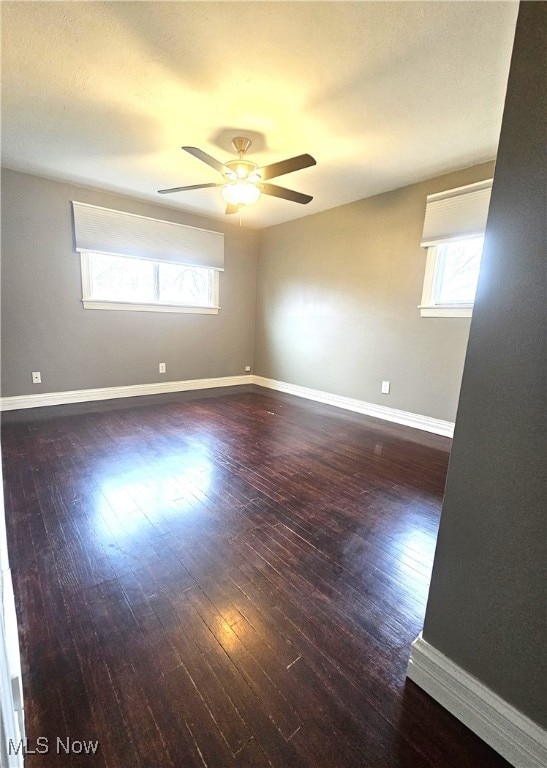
<box><xmin>423</xmin><ymin>2</ymin><xmax>546</xmax><ymax>728</ymax></box>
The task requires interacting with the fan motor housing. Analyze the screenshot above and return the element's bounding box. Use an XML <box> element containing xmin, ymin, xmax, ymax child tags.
<box><xmin>224</xmin><ymin>159</ymin><xmax>260</xmax><ymax>182</ymax></box>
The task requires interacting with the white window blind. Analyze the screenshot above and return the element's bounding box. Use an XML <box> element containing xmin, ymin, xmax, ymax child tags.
<box><xmin>420</xmin><ymin>179</ymin><xmax>492</xmax><ymax>247</ymax></box>
<box><xmin>72</xmin><ymin>202</ymin><xmax>224</xmax><ymax>270</ymax></box>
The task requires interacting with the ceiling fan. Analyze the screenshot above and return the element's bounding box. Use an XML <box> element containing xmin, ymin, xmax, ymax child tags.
<box><xmin>158</xmin><ymin>137</ymin><xmax>316</xmax><ymax>214</ymax></box>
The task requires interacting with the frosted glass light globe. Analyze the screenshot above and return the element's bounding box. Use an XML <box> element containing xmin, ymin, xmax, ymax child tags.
<box><xmin>221</xmin><ymin>182</ymin><xmax>261</xmax><ymax>206</ymax></box>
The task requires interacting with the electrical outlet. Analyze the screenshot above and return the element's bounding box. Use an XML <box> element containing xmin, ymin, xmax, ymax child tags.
<box><xmin>381</xmin><ymin>380</ymin><xmax>390</xmax><ymax>394</ymax></box>
<box><xmin>244</xmin><ymin>365</ymin><xmax>251</xmax><ymax>372</ymax></box>
<box><xmin>32</xmin><ymin>371</ymin><xmax>42</xmax><ymax>384</ymax></box>
<box><xmin>159</xmin><ymin>363</ymin><xmax>166</xmax><ymax>374</ymax></box>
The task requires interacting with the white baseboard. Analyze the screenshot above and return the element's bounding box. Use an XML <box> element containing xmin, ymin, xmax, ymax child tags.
<box><xmin>0</xmin><ymin>375</ymin><xmax>455</xmax><ymax>438</ymax></box>
<box><xmin>251</xmin><ymin>376</ymin><xmax>454</xmax><ymax>437</ymax></box>
<box><xmin>0</xmin><ymin>375</ymin><xmax>253</xmax><ymax>411</ymax></box>
<box><xmin>407</xmin><ymin>634</ymin><xmax>547</xmax><ymax>768</ymax></box>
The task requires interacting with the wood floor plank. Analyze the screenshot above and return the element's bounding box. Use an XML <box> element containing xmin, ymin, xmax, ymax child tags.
<box><xmin>1</xmin><ymin>389</ymin><xmax>511</xmax><ymax>767</ymax></box>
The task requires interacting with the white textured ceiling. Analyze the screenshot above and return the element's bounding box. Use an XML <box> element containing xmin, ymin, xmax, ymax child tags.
<box><xmin>1</xmin><ymin>1</ymin><xmax>518</xmax><ymax>229</ymax></box>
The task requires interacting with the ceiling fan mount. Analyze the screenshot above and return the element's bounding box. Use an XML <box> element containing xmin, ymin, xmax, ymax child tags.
<box><xmin>231</xmin><ymin>136</ymin><xmax>252</xmax><ymax>156</ymax></box>
<box><xmin>158</xmin><ymin>136</ymin><xmax>316</xmax><ymax>214</ymax></box>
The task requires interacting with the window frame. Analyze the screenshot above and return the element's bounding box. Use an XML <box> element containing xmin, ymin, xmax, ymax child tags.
<box><xmin>418</xmin><ymin>236</ymin><xmax>484</xmax><ymax>318</ymax></box>
<box><xmin>80</xmin><ymin>251</ymin><xmax>220</xmax><ymax>315</ymax></box>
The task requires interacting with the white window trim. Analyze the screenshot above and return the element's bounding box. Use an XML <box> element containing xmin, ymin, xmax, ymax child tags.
<box><xmin>80</xmin><ymin>251</ymin><xmax>220</xmax><ymax>315</ymax></box>
<box><xmin>418</xmin><ymin>241</ymin><xmax>479</xmax><ymax>318</ymax></box>
<box><xmin>82</xmin><ymin>300</ymin><xmax>220</xmax><ymax>315</ymax></box>
<box><xmin>418</xmin><ymin>304</ymin><xmax>473</xmax><ymax>318</ymax></box>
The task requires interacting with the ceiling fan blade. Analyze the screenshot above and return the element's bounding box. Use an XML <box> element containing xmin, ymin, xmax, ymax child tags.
<box><xmin>225</xmin><ymin>203</ymin><xmax>240</xmax><ymax>215</ymax></box>
<box><xmin>158</xmin><ymin>183</ymin><xmax>222</xmax><ymax>194</ymax></box>
<box><xmin>182</xmin><ymin>146</ymin><xmax>232</xmax><ymax>175</ymax></box>
<box><xmin>258</xmin><ymin>154</ymin><xmax>316</xmax><ymax>181</ymax></box>
<box><xmin>261</xmin><ymin>183</ymin><xmax>313</xmax><ymax>204</ymax></box>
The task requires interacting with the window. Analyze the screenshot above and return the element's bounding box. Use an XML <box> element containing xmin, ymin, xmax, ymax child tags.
<box><xmin>72</xmin><ymin>202</ymin><xmax>224</xmax><ymax>314</ymax></box>
<box><xmin>419</xmin><ymin>179</ymin><xmax>492</xmax><ymax>318</ymax></box>
<box><xmin>81</xmin><ymin>252</ymin><xmax>219</xmax><ymax>314</ymax></box>
<box><xmin>419</xmin><ymin>236</ymin><xmax>484</xmax><ymax>317</ymax></box>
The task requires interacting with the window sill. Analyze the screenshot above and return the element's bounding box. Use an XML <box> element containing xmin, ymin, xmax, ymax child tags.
<box><xmin>418</xmin><ymin>305</ymin><xmax>473</xmax><ymax>318</ymax></box>
<box><xmin>82</xmin><ymin>300</ymin><xmax>220</xmax><ymax>315</ymax></box>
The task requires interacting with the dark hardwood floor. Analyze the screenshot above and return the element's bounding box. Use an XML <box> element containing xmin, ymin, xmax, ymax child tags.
<box><xmin>2</xmin><ymin>387</ymin><xmax>510</xmax><ymax>767</ymax></box>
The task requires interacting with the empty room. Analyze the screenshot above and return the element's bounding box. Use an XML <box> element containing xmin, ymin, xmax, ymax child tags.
<box><xmin>0</xmin><ymin>2</ymin><xmax>544</xmax><ymax>767</ymax></box>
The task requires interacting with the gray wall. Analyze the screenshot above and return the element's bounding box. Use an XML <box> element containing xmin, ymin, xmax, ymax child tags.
<box><xmin>254</xmin><ymin>161</ymin><xmax>494</xmax><ymax>423</ymax></box>
<box><xmin>1</xmin><ymin>169</ymin><xmax>258</xmax><ymax>397</ymax></box>
<box><xmin>422</xmin><ymin>2</ymin><xmax>546</xmax><ymax>728</ymax></box>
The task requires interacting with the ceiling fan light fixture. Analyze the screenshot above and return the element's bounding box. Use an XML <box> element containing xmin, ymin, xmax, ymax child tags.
<box><xmin>221</xmin><ymin>181</ymin><xmax>261</xmax><ymax>206</ymax></box>
<box><xmin>159</xmin><ymin>137</ymin><xmax>316</xmax><ymax>212</ymax></box>
<box><xmin>225</xmin><ymin>159</ymin><xmax>259</xmax><ymax>181</ymax></box>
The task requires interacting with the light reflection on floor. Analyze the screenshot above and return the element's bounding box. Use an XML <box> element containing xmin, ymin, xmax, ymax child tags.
<box><xmin>392</xmin><ymin>526</ymin><xmax>437</xmax><ymax>603</ymax></box>
<box><xmin>90</xmin><ymin>450</ymin><xmax>215</xmax><ymax>540</ymax></box>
